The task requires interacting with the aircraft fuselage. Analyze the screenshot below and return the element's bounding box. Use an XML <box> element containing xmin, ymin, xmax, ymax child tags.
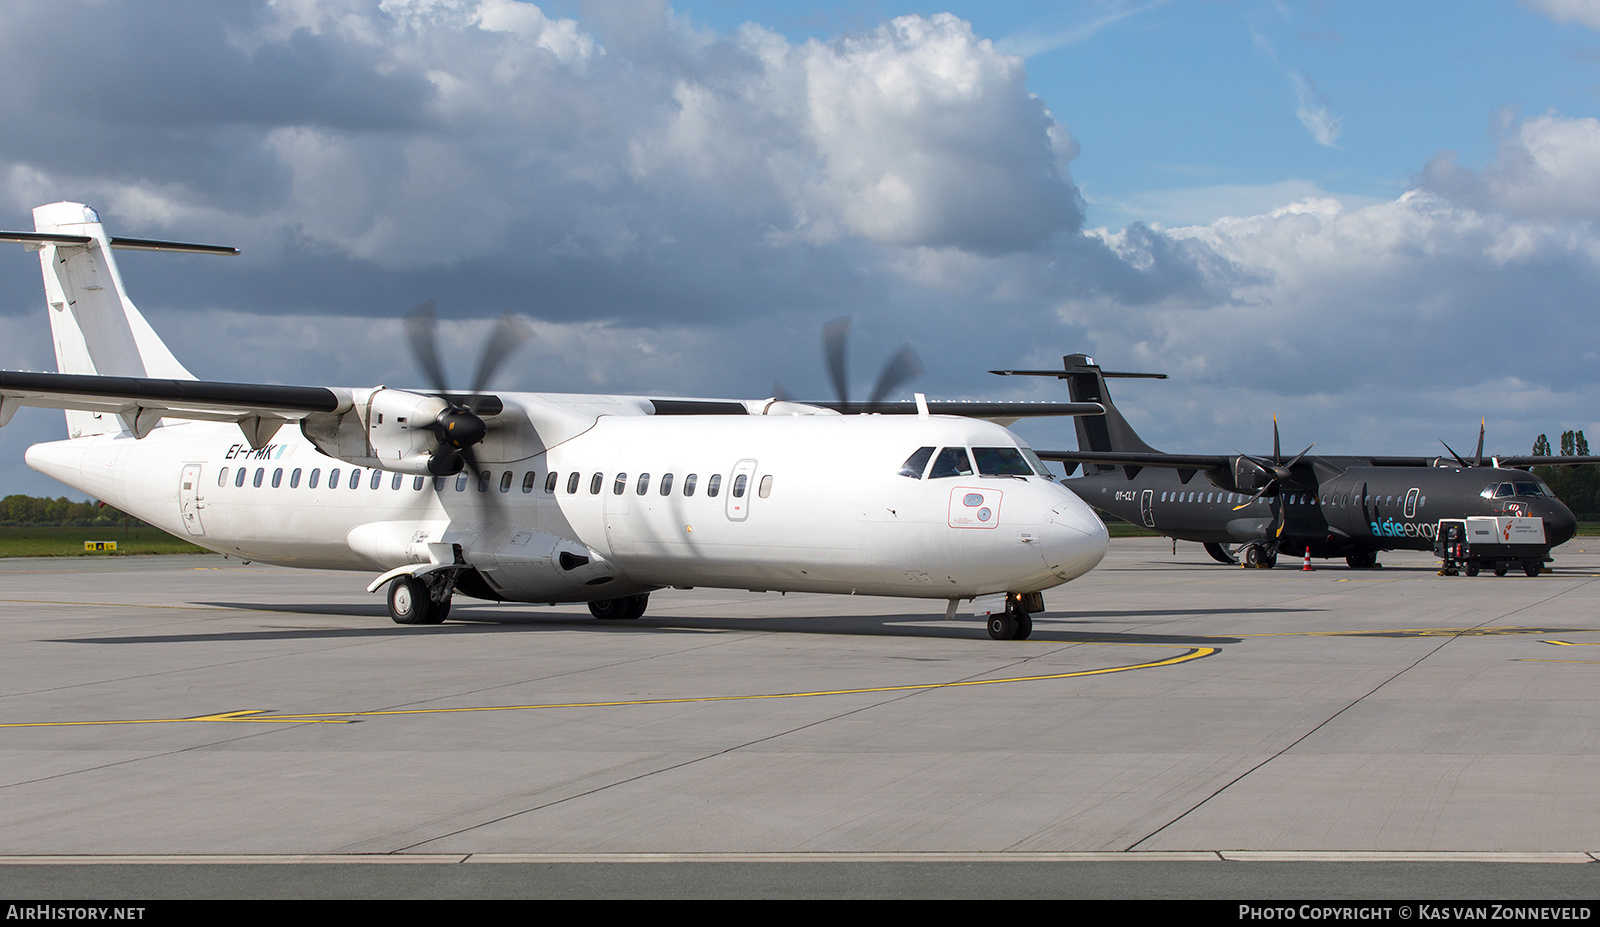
<box><xmin>27</xmin><ymin>408</ymin><xmax>1109</xmax><ymax>604</ymax></box>
<box><xmin>1068</xmin><ymin>459</ymin><xmax>1578</xmax><ymax>558</ymax></box>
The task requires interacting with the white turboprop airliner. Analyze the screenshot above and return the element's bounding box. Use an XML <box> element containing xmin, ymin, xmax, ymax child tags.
<box><xmin>0</xmin><ymin>202</ymin><xmax>1109</xmax><ymax>640</ymax></box>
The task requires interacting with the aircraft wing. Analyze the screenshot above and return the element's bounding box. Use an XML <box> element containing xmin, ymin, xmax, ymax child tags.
<box><xmin>0</xmin><ymin>370</ymin><xmax>350</xmax><ymax>445</ymax></box>
<box><xmin>814</xmin><ymin>400</ymin><xmax>1105</xmax><ymax>420</ymax></box>
<box><xmin>1488</xmin><ymin>456</ymin><xmax>1600</xmax><ymax>468</ymax></box>
<box><xmin>1033</xmin><ymin>449</ymin><xmax>1231</xmax><ymax>478</ymax></box>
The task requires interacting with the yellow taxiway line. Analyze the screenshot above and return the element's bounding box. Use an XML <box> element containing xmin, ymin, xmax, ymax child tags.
<box><xmin>0</xmin><ymin>644</ymin><xmax>1217</xmax><ymax>729</ymax></box>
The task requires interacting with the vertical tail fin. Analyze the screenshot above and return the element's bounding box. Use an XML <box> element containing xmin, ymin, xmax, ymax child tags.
<box><xmin>26</xmin><ymin>203</ymin><xmax>204</xmax><ymax>436</ymax></box>
<box><xmin>1057</xmin><ymin>354</ymin><xmax>1164</xmax><ymax>459</ymax></box>
<box><xmin>992</xmin><ymin>354</ymin><xmax>1166</xmax><ymax>474</ymax></box>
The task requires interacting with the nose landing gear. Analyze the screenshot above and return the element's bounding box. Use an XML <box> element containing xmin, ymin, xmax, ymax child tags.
<box><xmin>987</xmin><ymin>592</ymin><xmax>1042</xmax><ymax>641</ymax></box>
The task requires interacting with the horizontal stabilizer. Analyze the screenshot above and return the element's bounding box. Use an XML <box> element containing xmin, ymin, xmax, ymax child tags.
<box><xmin>0</xmin><ymin>231</ymin><xmax>238</xmax><ymax>255</ymax></box>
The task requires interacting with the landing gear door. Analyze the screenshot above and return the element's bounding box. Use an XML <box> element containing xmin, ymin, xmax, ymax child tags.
<box><xmin>1140</xmin><ymin>489</ymin><xmax>1155</xmax><ymax>528</ymax></box>
<box><xmin>725</xmin><ymin>459</ymin><xmax>758</xmax><ymax>522</ymax></box>
<box><xmin>179</xmin><ymin>463</ymin><xmax>206</xmax><ymax>537</ymax></box>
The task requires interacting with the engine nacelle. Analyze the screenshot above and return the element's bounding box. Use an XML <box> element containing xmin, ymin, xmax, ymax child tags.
<box><xmin>301</xmin><ymin>388</ymin><xmax>452</xmax><ymax>475</ymax></box>
<box><xmin>1229</xmin><ymin>455</ymin><xmax>1274</xmax><ymax>493</ymax></box>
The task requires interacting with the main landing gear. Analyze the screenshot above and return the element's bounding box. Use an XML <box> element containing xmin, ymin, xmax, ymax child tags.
<box><xmin>987</xmin><ymin>592</ymin><xmax>1041</xmax><ymax>641</ymax></box>
<box><xmin>589</xmin><ymin>594</ymin><xmax>650</xmax><ymax>621</ymax></box>
<box><xmin>1240</xmin><ymin>544</ymin><xmax>1278</xmax><ymax>569</ymax></box>
<box><xmin>1345</xmin><ymin>551</ymin><xmax>1381</xmax><ymax>570</ymax></box>
<box><xmin>387</xmin><ymin>575</ymin><xmax>452</xmax><ymax>625</ymax></box>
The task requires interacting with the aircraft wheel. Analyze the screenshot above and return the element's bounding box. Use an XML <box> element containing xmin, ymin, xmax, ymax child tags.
<box><xmin>589</xmin><ymin>594</ymin><xmax>649</xmax><ymax>620</ymax></box>
<box><xmin>424</xmin><ymin>595</ymin><xmax>451</xmax><ymax>625</ymax></box>
<box><xmin>1493</xmin><ymin>567</ymin><xmax>1507</xmax><ymax>577</ymax></box>
<box><xmin>1014</xmin><ymin>612</ymin><xmax>1033</xmax><ymax>640</ymax></box>
<box><xmin>1262</xmin><ymin>550</ymin><xmax>1278</xmax><ymax>569</ymax></box>
<box><xmin>387</xmin><ymin>576</ymin><xmax>434</xmax><ymax>625</ymax></box>
<box><xmin>1346</xmin><ymin>552</ymin><xmax>1378</xmax><ymax>569</ymax></box>
<box><xmin>987</xmin><ymin>611</ymin><xmax>1018</xmax><ymax>641</ymax></box>
<box><xmin>1465</xmin><ymin>564</ymin><xmax>1480</xmax><ymax>577</ymax></box>
<box><xmin>1242</xmin><ymin>545</ymin><xmax>1261</xmax><ymax>568</ymax></box>
<box><xmin>1524</xmin><ymin>564</ymin><xmax>1541</xmax><ymax>577</ymax></box>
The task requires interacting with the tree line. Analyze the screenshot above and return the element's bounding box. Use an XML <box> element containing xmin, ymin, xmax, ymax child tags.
<box><xmin>0</xmin><ymin>495</ymin><xmax>144</xmax><ymax>527</ymax></box>
<box><xmin>1531</xmin><ymin>429</ymin><xmax>1600</xmax><ymax>518</ymax></box>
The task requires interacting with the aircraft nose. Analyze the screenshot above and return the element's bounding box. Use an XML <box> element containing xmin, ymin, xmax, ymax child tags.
<box><xmin>1040</xmin><ymin>498</ymin><xmax>1109</xmax><ymax>581</ymax></box>
<box><xmin>1542</xmin><ymin>502</ymin><xmax>1578</xmax><ymax>547</ymax></box>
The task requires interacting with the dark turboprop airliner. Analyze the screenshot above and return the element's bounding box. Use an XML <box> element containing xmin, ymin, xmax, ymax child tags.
<box><xmin>996</xmin><ymin>355</ymin><xmax>1591</xmax><ymax>569</ymax></box>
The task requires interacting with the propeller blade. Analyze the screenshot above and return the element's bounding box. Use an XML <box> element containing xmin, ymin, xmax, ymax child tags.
<box><xmin>1273</xmin><ymin>415</ymin><xmax>1281</xmax><ymax>464</ymax></box>
<box><xmin>823</xmin><ymin>316</ymin><xmax>851</xmax><ymax>405</ymax></box>
<box><xmin>1474</xmin><ymin>418</ymin><xmax>1485</xmax><ymax>468</ymax></box>
<box><xmin>1282</xmin><ymin>443</ymin><xmax>1315</xmax><ymax>472</ymax></box>
<box><xmin>866</xmin><ymin>344</ymin><xmax>924</xmax><ymax>406</ymax></box>
<box><xmin>770</xmin><ymin>381</ymin><xmax>790</xmax><ymax>402</ymax></box>
<box><xmin>404</xmin><ymin>300</ymin><xmax>451</xmax><ymax>395</ymax></box>
<box><xmin>1441</xmin><ymin>440</ymin><xmax>1470</xmax><ymax>468</ymax></box>
<box><xmin>458</xmin><ymin>443</ymin><xmax>503</xmax><ymax>523</ymax></box>
<box><xmin>468</xmin><ymin>313</ymin><xmax>532</xmax><ymax>407</ymax></box>
<box><xmin>1233</xmin><ymin>484</ymin><xmax>1269</xmax><ymax>511</ymax></box>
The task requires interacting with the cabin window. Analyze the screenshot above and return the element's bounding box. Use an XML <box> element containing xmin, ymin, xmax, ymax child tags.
<box><xmin>272</xmin><ymin>468</ymin><xmax>283</xmax><ymax>489</ymax></box>
<box><xmin>235</xmin><ymin>468</ymin><xmax>247</xmax><ymax>488</ymax></box>
<box><xmin>327</xmin><ymin>468</ymin><xmax>340</xmax><ymax>488</ymax></box>
<box><xmin>898</xmin><ymin>447</ymin><xmax>934</xmax><ymax>479</ymax></box>
<box><xmin>613</xmin><ymin>473</ymin><xmax>627</xmax><ymax>495</ymax></box>
<box><xmin>413</xmin><ymin>476</ymin><xmax>425</xmax><ymax>491</ymax></box>
<box><xmin>523</xmin><ymin>472</ymin><xmax>537</xmax><ymax>493</ymax></box>
<box><xmin>568</xmin><ymin>472</ymin><xmax>581</xmax><ymax>494</ymax></box>
<box><xmin>928</xmin><ymin>447</ymin><xmax>974</xmax><ymax>479</ymax></box>
<box><xmin>309</xmin><ymin>468</ymin><xmax>321</xmax><ymax>489</ymax></box>
<box><xmin>253</xmin><ymin>468</ymin><xmax>264</xmax><ymax>488</ymax></box>
<box><xmin>660</xmin><ymin>473</ymin><xmax>674</xmax><ymax>495</ymax></box>
<box><xmin>500</xmin><ymin>471</ymin><xmax>513</xmax><ymax>493</ymax></box>
<box><xmin>290</xmin><ymin>468</ymin><xmax>301</xmax><ymax>489</ymax></box>
<box><xmin>590</xmin><ymin>473</ymin><xmax>603</xmax><ymax>494</ymax></box>
<box><xmin>478</xmin><ymin>471</ymin><xmax>491</xmax><ymax>492</ymax></box>
<box><xmin>707</xmin><ymin>473</ymin><xmax>722</xmax><ymax>497</ymax></box>
<box><xmin>217</xmin><ymin>468</ymin><xmax>228</xmax><ymax>487</ymax></box>
<box><xmin>1160</xmin><ymin>492</ymin><xmax>1168</xmax><ymax>502</ymax></box>
<box><xmin>973</xmin><ymin>447</ymin><xmax>1033</xmax><ymax>476</ymax></box>
<box><xmin>732</xmin><ymin>474</ymin><xmax>748</xmax><ymax>498</ymax></box>
<box><xmin>392</xmin><ymin>472</ymin><xmax>404</xmax><ymax>490</ymax></box>
<box><xmin>369</xmin><ymin>470</ymin><xmax>382</xmax><ymax>490</ymax></box>
<box><xmin>637</xmin><ymin>473</ymin><xmax>650</xmax><ymax>495</ymax></box>
<box><xmin>759</xmin><ymin>474</ymin><xmax>773</xmax><ymax>498</ymax></box>
<box><xmin>346</xmin><ymin>469</ymin><xmax>360</xmax><ymax>490</ymax></box>
<box><xmin>455</xmin><ymin>473</ymin><xmax>468</xmax><ymax>492</ymax></box>
<box><xmin>684</xmin><ymin>473</ymin><xmax>698</xmax><ymax>496</ymax></box>
<box><xmin>546</xmin><ymin>472</ymin><xmax>559</xmax><ymax>493</ymax></box>
<box><xmin>432</xmin><ymin>476</ymin><xmax>445</xmax><ymax>492</ymax></box>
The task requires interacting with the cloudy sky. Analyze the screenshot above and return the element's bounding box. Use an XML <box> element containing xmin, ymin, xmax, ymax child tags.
<box><xmin>2</xmin><ymin>0</ymin><xmax>1599</xmax><ymax>498</ymax></box>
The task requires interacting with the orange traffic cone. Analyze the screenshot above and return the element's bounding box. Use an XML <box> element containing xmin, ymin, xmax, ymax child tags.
<box><xmin>1302</xmin><ymin>547</ymin><xmax>1314</xmax><ymax>571</ymax></box>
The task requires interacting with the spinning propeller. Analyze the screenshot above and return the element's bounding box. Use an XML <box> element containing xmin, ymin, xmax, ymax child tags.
<box><xmin>403</xmin><ymin>300</ymin><xmax>530</xmax><ymax>481</ymax></box>
<box><xmin>821</xmin><ymin>316</ymin><xmax>924</xmax><ymax>411</ymax></box>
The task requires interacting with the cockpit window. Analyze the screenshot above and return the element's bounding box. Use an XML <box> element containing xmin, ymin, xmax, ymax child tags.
<box><xmin>928</xmin><ymin>447</ymin><xmax>975</xmax><ymax>479</ymax></box>
<box><xmin>1494</xmin><ymin>482</ymin><xmax>1515</xmax><ymax>498</ymax></box>
<box><xmin>898</xmin><ymin>447</ymin><xmax>935</xmax><ymax>479</ymax></box>
<box><xmin>1021</xmin><ymin>447</ymin><xmax>1055</xmax><ymax>481</ymax></box>
<box><xmin>973</xmin><ymin>447</ymin><xmax>1033</xmax><ymax>477</ymax></box>
<box><xmin>1514</xmin><ymin>482</ymin><xmax>1547</xmax><ymax>497</ymax></box>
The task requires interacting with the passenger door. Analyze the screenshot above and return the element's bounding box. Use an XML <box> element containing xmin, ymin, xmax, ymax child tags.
<box><xmin>725</xmin><ymin>459</ymin><xmax>758</xmax><ymax>522</ymax></box>
<box><xmin>178</xmin><ymin>463</ymin><xmax>206</xmax><ymax>537</ymax></box>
